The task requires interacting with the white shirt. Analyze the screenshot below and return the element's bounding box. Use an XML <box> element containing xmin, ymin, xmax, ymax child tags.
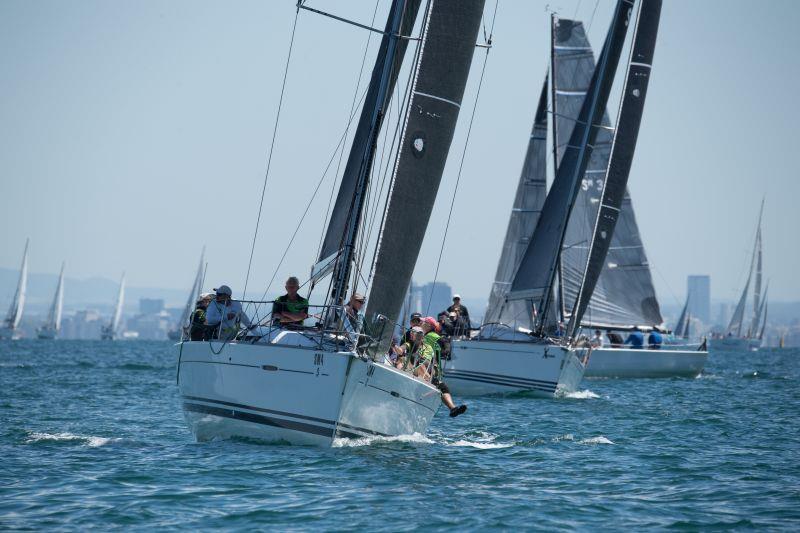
<box><xmin>206</xmin><ymin>299</ymin><xmax>252</xmax><ymax>334</ymax></box>
<box><xmin>591</xmin><ymin>333</ymin><xmax>604</xmax><ymax>348</ymax></box>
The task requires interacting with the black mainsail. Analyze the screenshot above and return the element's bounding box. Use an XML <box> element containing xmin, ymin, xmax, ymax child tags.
<box><xmin>316</xmin><ymin>0</ymin><xmax>423</xmax><ymax>272</ymax></box>
<box><xmin>505</xmin><ymin>0</ymin><xmax>634</xmax><ymax>334</ymax></box>
<box><xmin>484</xmin><ymin>77</ymin><xmax>549</xmax><ymax>326</ymax></box>
<box><xmin>366</xmin><ymin>0</ymin><xmax>486</xmax><ymax>344</ymax></box>
<box><xmin>567</xmin><ymin>0</ymin><xmax>663</xmax><ymax>336</ymax></box>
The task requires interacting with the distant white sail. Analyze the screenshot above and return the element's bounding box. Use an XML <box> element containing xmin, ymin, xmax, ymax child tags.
<box><xmin>4</xmin><ymin>238</ymin><xmax>29</xmax><ymax>332</ymax></box>
<box><xmin>102</xmin><ymin>273</ymin><xmax>126</xmax><ymax>340</ymax></box>
<box><xmin>47</xmin><ymin>263</ymin><xmax>66</xmax><ymax>332</ymax></box>
<box><xmin>177</xmin><ymin>248</ymin><xmax>205</xmax><ymax>333</ymax></box>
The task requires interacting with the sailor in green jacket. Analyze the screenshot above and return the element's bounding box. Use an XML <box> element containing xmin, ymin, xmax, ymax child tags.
<box><xmin>272</xmin><ymin>276</ymin><xmax>309</xmax><ymax>329</ymax></box>
<box><xmin>421</xmin><ymin>317</ymin><xmax>467</xmax><ymax>418</ymax></box>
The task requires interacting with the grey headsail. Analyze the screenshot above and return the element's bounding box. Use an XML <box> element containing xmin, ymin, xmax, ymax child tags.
<box><xmin>316</xmin><ymin>0</ymin><xmax>422</xmax><ymax>266</ymax></box>
<box><xmin>506</xmin><ymin>0</ymin><xmax>634</xmax><ymax>334</ymax></box>
<box><xmin>674</xmin><ymin>294</ymin><xmax>690</xmax><ymax>339</ymax></box>
<box><xmin>484</xmin><ymin>77</ymin><xmax>549</xmax><ymax>327</ymax></box>
<box><xmin>567</xmin><ymin>0</ymin><xmax>663</xmax><ymax>337</ymax></box>
<box><xmin>366</xmin><ymin>0</ymin><xmax>486</xmax><ymax>345</ymax></box>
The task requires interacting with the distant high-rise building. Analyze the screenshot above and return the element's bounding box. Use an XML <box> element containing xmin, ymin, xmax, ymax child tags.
<box><xmin>140</xmin><ymin>298</ymin><xmax>164</xmax><ymax>315</ymax></box>
<box><xmin>406</xmin><ymin>281</ymin><xmax>452</xmax><ymax>317</ymax></box>
<box><xmin>687</xmin><ymin>275</ymin><xmax>710</xmax><ymax>325</ymax></box>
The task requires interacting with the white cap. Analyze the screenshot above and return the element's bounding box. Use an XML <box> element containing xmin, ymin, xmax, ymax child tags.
<box><xmin>453</xmin><ymin>294</ymin><xmax>461</xmax><ymax>300</ymax></box>
<box><xmin>215</xmin><ymin>285</ymin><xmax>232</xmax><ymax>296</ymax></box>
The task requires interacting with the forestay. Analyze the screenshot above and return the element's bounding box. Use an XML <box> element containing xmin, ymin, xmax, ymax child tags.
<box><xmin>567</xmin><ymin>0</ymin><xmax>664</xmax><ymax>336</ymax></box>
<box><xmin>484</xmin><ymin>78</ymin><xmax>549</xmax><ymax>327</ymax></box>
<box><xmin>366</xmin><ymin>0</ymin><xmax>486</xmax><ymax>346</ymax></box>
<box><xmin>506</xmin><ymin>0</ymin><xmax>633</xmax><ymax>333</ymax></box>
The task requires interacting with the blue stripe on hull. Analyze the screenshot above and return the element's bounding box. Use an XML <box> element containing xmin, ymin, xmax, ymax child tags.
<box><xmin>443</xmin><ymin>370</ymin><xmax>558</xmax><ymax>393</ymax></box>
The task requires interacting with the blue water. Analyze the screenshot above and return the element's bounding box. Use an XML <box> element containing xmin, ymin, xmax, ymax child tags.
<box><xmin>2</xmin><ymin>341</ymin><xmax>799</xmax><ymax>530</ymax></box>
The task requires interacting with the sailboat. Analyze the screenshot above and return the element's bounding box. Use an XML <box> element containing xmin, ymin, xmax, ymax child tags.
<box><xmin>176</xmin><ymin>0</ymin><xmax>486</xmax><ymax>445</ymax></box>
<box><xmin>100</xmin><ymin>273</ymin><xmax>125</xmax><ymax>340</ymax></box>
<box><xmin>1</xmin><ymin>239</ymin><xmax>29</xmax><ymax>340</ymax></box>
<box><xmin>442</xmin><ymin>0</ymin><xmax>640</xmax><ymax>397</ymax></box>
<box><xmin>531</xmin><ymin>9</ymin><xmax>706</xmax><ymax>378</ymax></box>
<box><xmin>168</xmin><ymin>248</ymin><xmax>205</xmax><ymax>341</ymax></box>
<box><xmin>710</xmin><ymin>202</ymin><xmax>768</xmax><ymax>351</ymax></box>
<box><xmin>37</xmin><ymin>262</ymin><xmax>65</xmax><ymax>340</ymax></box>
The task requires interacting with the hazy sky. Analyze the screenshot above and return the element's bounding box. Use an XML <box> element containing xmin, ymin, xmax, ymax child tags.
<box><xmin>2</xmin><ymin>0</ymin><xmax>799</xmax><ymax>307</ymax></box>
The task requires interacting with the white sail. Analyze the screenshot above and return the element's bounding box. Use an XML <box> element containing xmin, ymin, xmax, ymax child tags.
<box><xmin>178</xmin><ymin>248</ymin><xmax>205</xmax><ymax>332</ymax></box>
<box><xmin>47</xmin><ymin>263</ymin><xmax>66</xmax><ymax>331</ymax></box>
<box><xmin>102</xmin><ymin>273</ymin><xmax>126</xmax><ymax>339</ymax></box>
<box><xmin>4</xmin><ymin>238</ymin><xmax>29</xmax><ymax>332</ymax></box>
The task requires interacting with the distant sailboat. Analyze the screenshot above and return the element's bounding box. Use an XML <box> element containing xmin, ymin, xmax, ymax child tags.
<box><xmin>538</xmin><ymin>9</ymin><xmax>707</xmax><ymax>379</ymax></box>
<box><xmin>37</xmin><ymin>262</ymin><xmax>66</xmax><ymax>340</ymax></box>
<box><xmin>711</xmin><ymin>202</ymin><xmax>767</xmax><ymax>351</ymax></box>
<box><xmin>168</xmin><ymin>248</ymin><xmax>205</xmax><ymax>341</ymax></box>
<box><xmin>1</xmin><ymin>239</ymin><xmax>29</xmax><ymax>340</ymax></box>
<box><xmin>444</xmin><ymin>0</ymin><xmax>637</xmax><ymax>397</ymax></box>
<box><xmin>101</xmin><ymin>273</ymin><xmax>125</xmax><ymax>340</ymax></box>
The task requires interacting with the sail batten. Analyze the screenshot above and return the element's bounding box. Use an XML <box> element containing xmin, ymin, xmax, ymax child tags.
<box><xmin>366</xmin><ymin>0</ymin><xmax>486</xmax><ymax>346</ymax></box>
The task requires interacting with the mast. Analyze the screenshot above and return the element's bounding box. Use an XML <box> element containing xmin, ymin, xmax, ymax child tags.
<box><xmin>365</xmin><ymin>0</ymin><xmax>486</xmax><ymax>351</ymax></box>
<box><xmin>505</xmin><ymin>0</ymin><xmax>634</xmax><ymax>334</ymax></box>
<box><xmin>484</xmin><ymin>76</ymin><xmax>549</xmax><ymax>326</ymax></box>
<box><xmin>323</xmin><ymin>0</ymin><xmax>421</xmax><ymax>311</ymax></box>
<box><xmin>567</xmin><ymin>0</ymin><xmax>663</xmax><ymax>338</ymax></box>
<box><xmin>4</xmin><ymin>238</ymin><xmax>29</xmax><ymax>330</ymax></box>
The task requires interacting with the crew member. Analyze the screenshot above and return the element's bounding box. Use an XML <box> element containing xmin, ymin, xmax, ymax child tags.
<box><xmin>205</xmin><ymin>285</ymin><xmax>252</xmax><ymax>340</ymax></box>
<box><xmin>421</xmin><ymin>317</ymin><xmax>467</xmax><ymax>418</ymax></box>
<box><xmin>272</xmin><ymin>276</ymin><xmax>309</xmax><ymax>329</ymax></box>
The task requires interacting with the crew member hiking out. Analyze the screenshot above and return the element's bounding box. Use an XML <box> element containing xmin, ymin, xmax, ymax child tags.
<box><xmin>421</xmin><ymin>316</ymin><xmax>467</xmax><ymax>418</ymax></box>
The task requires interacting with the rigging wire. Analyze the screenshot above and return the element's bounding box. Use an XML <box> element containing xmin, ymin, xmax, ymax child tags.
<box><xmin>316</xmin><ymin>0</ymin><xmax>382</xmax><ymax>260</ymax></box>
<box><xmin>256</xmin><ymin>87</ymin><xmax>371</xmax><ymax>305</ymax></box>
<box><xmin>242</xmin><ymin>7</ymin><xmax>301</xmax><ymax>300</ymax></box>
<box><xmin>425</xmin><ymin>0</ymin><xmax>499</xmax><ymax>314</ymax></box>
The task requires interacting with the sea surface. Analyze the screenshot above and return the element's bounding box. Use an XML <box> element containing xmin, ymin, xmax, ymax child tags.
<box><xmin>1</xmin><ymin>341</ymin><xmax>799</xmax><ymax>530</ymax></box>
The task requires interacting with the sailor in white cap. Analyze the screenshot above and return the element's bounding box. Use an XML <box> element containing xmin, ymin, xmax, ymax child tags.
<box><xmin>205</xmin><ymin>284</ymin><xmax>252</xmax><ymax>340</ymax></box>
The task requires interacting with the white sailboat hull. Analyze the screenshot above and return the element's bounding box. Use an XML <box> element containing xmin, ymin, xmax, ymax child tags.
<box><xmin>585</xmin><ymin>347</ymin><xmax>707</xmax><ymax>378</ymax></box>
<box><xmin>442</xmin><ymin>338</ymin><xmax>586</xmax><ymax>398</ymax></box>
<box><xmin>177</xmin><ymin>340</ymin><xmax>441</xmax><ymax>446</ymax></box>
